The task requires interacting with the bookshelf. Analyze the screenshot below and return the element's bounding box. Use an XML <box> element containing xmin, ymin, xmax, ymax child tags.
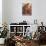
<box><xmin>9</xmin><ymin>25</ymin><xmax>31</xmax><ymax>37</ymax></box>
<box><xmin>9</xmin><ymin>24</ymin><xmax>38</xmax><ymax>37</ymax></box>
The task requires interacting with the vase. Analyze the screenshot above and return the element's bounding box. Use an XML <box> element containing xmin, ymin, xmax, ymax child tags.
<box><xmin>0</xmin><ymin>38</ymin><xmax>5</xmax><ymax>44</ymax></box>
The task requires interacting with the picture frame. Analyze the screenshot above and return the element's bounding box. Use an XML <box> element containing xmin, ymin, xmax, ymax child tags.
<box><xmin>22</xmin><ymin>3</ymin><xmax>32</xmax><ymax>16</ymax></box>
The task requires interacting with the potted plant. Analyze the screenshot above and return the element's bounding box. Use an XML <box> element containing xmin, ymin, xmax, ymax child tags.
<box><xmin>0</xmin><ymin>23</ymin><xmax>9</xmax><ymax>44</ymax></box>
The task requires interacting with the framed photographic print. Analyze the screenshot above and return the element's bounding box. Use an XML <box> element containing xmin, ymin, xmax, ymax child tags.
<box><xmin>22</xmin><ymin>1</ymin><xmax>32</xmax><ymax>16</ymax></box>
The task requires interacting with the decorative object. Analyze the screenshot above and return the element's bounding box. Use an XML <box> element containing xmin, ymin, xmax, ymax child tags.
<box><xmin>34</xmin><ymin>19</ymin><xmax>37</xmax><ymax>24</ymax></box>
<box><xmin>0</xmin><ymin>22</ymin><xmax>9</xmax><ymax>44</ymax></box>
<box><xmin>0</xmin><ymin>38</ymin><xmax>5</xmax><ymax>44</ymax></box>
<box><xmin>26</xmin><ymin>27</ymin><xmax>32</xmax><ymax>40</ymax></box>
<box><xmin>0</xmin><ymin>23</ymin><xmax>9</xmax><ymax>38</ymax></box>
<box><xmin>22</xmin><ymin>3</ymin><xmax>32</xmax><ymax>16</ymax></box>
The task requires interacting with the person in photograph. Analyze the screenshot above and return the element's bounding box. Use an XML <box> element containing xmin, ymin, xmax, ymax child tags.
<box><xmin>22</xmin><ymin>3</ymin><xmax>32</xmax><ymax>15</ymax></box>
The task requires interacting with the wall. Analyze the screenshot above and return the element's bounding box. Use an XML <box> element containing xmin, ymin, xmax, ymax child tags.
<box><xmin>2</xmin><ymin>0</ymin><xmax>8</xmax><ymax>25</ymax></box>
<box><xmin>2</xmin><ymin>0</ymin><xmax>46</xmax><ymax>26</ymax></box>
<box><xmin>0</xmin><ymin>0</ymin><xmax>2</xmax><ymax>27</ymax></box>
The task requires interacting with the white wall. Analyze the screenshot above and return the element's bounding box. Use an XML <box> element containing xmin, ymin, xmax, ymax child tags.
<box><xmin>2</xmin><ymin>0</ymin><xmax>8</xmax><ymax>24</ymax></box>
<box><xmin>0</xmin><ymin>0</ymin><xmax>2</xmax><ymax>27</ymax></box>
<box><xmin>2</xmin><ymin>0</ymin><xmax>46</xmax><ymax>26</ymax></box>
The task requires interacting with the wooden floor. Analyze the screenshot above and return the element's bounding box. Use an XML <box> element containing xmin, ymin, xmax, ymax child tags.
<box><xmin>0</xmin><ymin>41</ymin><xmax>46</xmax><ymax>46</ymax></box>
<box><xmin>0</xmin><ymin>44</ymin><xmax>46</xmax><ymax>46</ymax></box>
<box><xmin>0</xmin><ymin>44</ymin><xmax>4</xmax><ymax>46</ymax></box>
<box><xmin>40</xmin><ymin>45</ymin><xmax>46</xmax><ymax>46</ymax></box>
<box><xmin>31</xmin><ymin>40</ymin><xmax>46</xmax><ymax>46</ymax></box>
